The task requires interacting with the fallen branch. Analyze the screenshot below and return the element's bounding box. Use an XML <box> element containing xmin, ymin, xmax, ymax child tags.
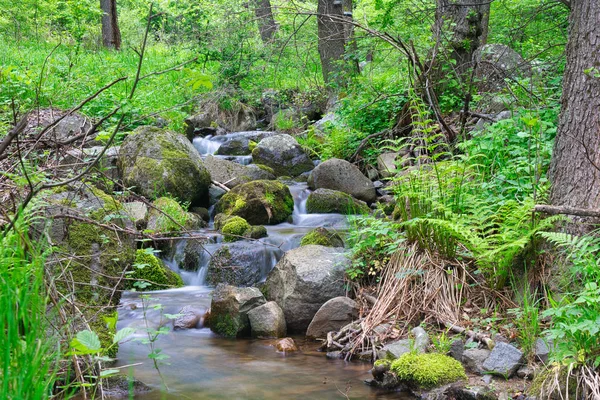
<box><xmin>442</xmin><ymin>321</ymin><xmax>494</xmax><ymax>349</ymax></box>
<box><xmin>533</xmin><ymin>204</ymin><xmax>600</xmax><ymax>219</ymax></box>
<box><xmin>212</xmin><ymin>180</ymin><xmax>231</xmax><ymax>192</ymax></box>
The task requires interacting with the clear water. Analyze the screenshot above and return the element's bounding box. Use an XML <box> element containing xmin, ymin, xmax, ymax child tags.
<box><xmin>115</xmin><ymin>135</ymin><xmax>401</xmax><ymax>399</ymax></box>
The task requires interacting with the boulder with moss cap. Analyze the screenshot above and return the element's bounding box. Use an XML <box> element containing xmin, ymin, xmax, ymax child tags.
<box><xmin>126</xmin><ymin>249</ymin><xmax>183</xmax><ymax>291</ymax></box>
<box><xmin>308</xmin><ymin>158</ymin><xmax>377</xmax><ymax>203</ymax></box>
<box><xmin>215</xmin><ymin>180</ymin><xmax>293</xmax><ymax>225</ymax></box>
<box><xmin>252</xmin><ymin>134</ymin><xmax>314</xmax><ymax>177</ymax></box>
<box><xmin>300</xmin><ymin>227</ymin><xmax>344</xmax><ymax>247</ymax></box>
<box><xmin>118</xmin><ymin>126</ymin><xmax>211</xmax><ymax>206</ymax></box>
<box><xmin>306</xmin><ymin>188</ymin><xmax>369</xmax><ymax>215</ymax></box>
<box><xmin>146</xmin><ymin>197</ymin><xmax>204</xmax><ymax>233</ymax></box>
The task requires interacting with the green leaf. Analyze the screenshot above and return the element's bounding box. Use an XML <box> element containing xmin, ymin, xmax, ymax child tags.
<box><xmin>100</xmin><ymin>369</ymin><xmax>120</xmax><ymax>378</ymax></box>
<box><xmin>71</xmin><ymin>330</ymin><xmax>101</xmax><ymax>353</ymax></box>
<box><xmin>113</xmin><ymin>327</ymin><xmax>136</xmax><ymax>344</ymax></box>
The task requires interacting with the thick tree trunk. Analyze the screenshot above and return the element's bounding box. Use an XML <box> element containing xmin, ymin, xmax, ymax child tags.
<box><xmin>317</xmin><ymin>0</ymin><xmax>347</xmax><ymax>85</ymax></box>
<box><xmin>549</xmin><ymin>0</ymin><xmax>600</xmax><ymax>229</ymax></box>
<box><xmin>100</xmin><ymin>0</ymin><xmax>121</xmax><ymax>50</ymax></box>
<box><xmin>434</xmin><ymin>0</ymin><xmax>490</xmax><ymax>73</ymax></box>
<box><xmin>253</xmin><ymin>0</ymin><xmax>277</xmax><ymax>43</ymax></box>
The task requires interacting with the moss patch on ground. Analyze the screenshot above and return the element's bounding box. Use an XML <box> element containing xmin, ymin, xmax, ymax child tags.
<box><xmin>390</xmin><ymin>353</ymin><xmax>467</xmax><ymax>388</ymax></box>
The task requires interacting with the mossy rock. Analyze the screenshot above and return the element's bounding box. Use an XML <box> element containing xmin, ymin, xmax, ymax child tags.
<box><xmin>306</xmin><ymin>188</ymin><xmax>370</xmax><ymax>215</ymax></box>
<box><xmin>118</xmin><ymin>126</ymin><xmax>211</xmax><ymax>206</ymax></box>
<box><xmin>146</xmin><ymin>197</ymin><xmax>204</xmax><ymax>233</ymax></box>
<box><xmin>300</xmin><ymin>227</ymin><xmax>344</xmax><ymax>247</ymax></box>
<box><xmin>126</xmin><ymin>249</ymin><xmax>184</xmax><ymax>291</ymax></box>
<box><xmin>390</xmin><ymin>353</ymin><xmax>467</xmax><ymax>389</ymax></box>
<box><xmin>251</xmin><ymin>134</ymin><xmax>314</xmax><ymax>177</ymax></box>
<box><xmin>247</xmin><ymin>225</ymin><xmax>268</xmax><ymax>239</ymax></box>
<box><xmin>215</xmin><ymin>180</ymin><xmax>294</xmax><ymax>225</ymax></box>
<box><xmin>222</xmin><ymin>217</ymin><xmax>251</xmax><ymax>242</ymax></box>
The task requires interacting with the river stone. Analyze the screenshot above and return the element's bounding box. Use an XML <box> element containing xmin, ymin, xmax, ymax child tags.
<box><xmin>173</xmin><ymin>305</ymin><xmax>202</xmax><ymax>330</ymax></box>
<box><xmin>209</xmin><ymin>284</ymin><xmax>266</xmax><ymax>337</ymax></box>
<box><xmin>215</xmin><ymin>180</ymin><xmax>294</xmax><ymax>225</ymax></box>
<box><xmin>252</xmin><ymin>134</ymin><xmax>314</xmax><ymax>177</ymax></box>
<box><xmin>101</xmin><ymin>376</ymin><xmax>152</xmax><ymax>398</ymax></box>
<box><xmin>206</xmin><ymin>242</ymin><xmax>276</xmax><ymax>287</ymax></box>
<box><xmin>535</xmin><ymin>338</ymin><xmax>551</xmax><ymax>363</ymax></box>
<box><xmin>449</xmin><ymin>339</ymin><xmax>465</xmax><ymax>361</ymax></box>
<box><xmin>482</xmin><ymin>342</ymin><xmax>524</xmax><ymax>377</ymax></box>
<box><xmin>123</xmin><ymin>201</ymin><xmax>148</xmax><ymax>230</ymax></box>
<box><xmin>308</xmin><ymin>158</ymin><xmax>377</xmax><ymax>203</ymax></box>
<box><xmin>306</xmin><ymin>297</ymin><xmax>358</xmax><ymax>339</ymax></box>
<box><xmin>463</xmin><ymin>348</ymin><xmax>491</xmax><ymax>374</ymax></box>
<box><xmin>248</xmin><ymin>301</ymin><xmax>286</xmax><ymax>338</ymax></box>
<box><xmin>204</xmin><ymin>155</ymin><xmax>275</xmax><ymax>189</ymax></box>
<box><xmin>300</xmin><ymin>227</ymin><xmax>344</xmax><ymax>248</ymax></box>
<box><xmin>380</xmin><ymin>339</ymin><xmax>412</xmax><ymax>359</ymax></box>
<box><xmin>274</xmin><ymin>337</ymin><xmax>298</xmax><ymax>353</ymax></box>
<box><xmin>118</xmin><ymin>126</ymin><xmax>211</xmax><ymax>206</ymax></box>
<box><xmin>264</xmin><ymin>245</ymin><xmax>348</xmax><ymax>333</ymax></box>
<box><xmin>377</xmin><ymin>152</ymin><xmax>400</xmax><ymax>178</ymax></box>
<box><xmin>306</xmin><ymin>188</ymin><xmax>370</xmax><ymax>215</ymax></box>
<box><xmin>215</xmin><ymin>131</ymin><xmax>277</xmax><ymax>156</ymax></box>
<box><xmin>412</xmin><ymin>326</ymin><xmax>430</xmax><ymax>351</ymax></box>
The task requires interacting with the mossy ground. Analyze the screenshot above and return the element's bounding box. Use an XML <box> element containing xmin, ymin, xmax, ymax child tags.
<box><xmin>126</xmin><ymin>249</ymin><xmax>184</xmax><ymax>291</ymax></box>
<box><xmin>390</xmin><ymin>353</ymin><xmax>467</xmax><ymax>388</ymax></box>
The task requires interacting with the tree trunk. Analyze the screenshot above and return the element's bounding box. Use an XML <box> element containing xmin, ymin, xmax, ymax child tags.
<box><xmin>434</xmin><ymin>0</ymin><xmax>490</xmax><ymax>73</ymax></box>
<box><xmin>343</xmin><ymin>0</ymin><xmax>360</xmax><ymax>73</ymax></box>
<box><xmin>317</xmin><ymin>0</ymin><xmax>347</xmax><ymax>86</ymax></box>
<box><xmin>100</xmin><ymin>0</ymin><xmax>121</xmax><ymax>50</ymax></box>
<box><xmin>548</xmin><ymin>0</ymin><xmax>600</xmax><ymax>230</ymax></box>
<box><xmin>253</xmin><ymin>0</ymin><xmax>277</xmax><ymax>43</ymax></box>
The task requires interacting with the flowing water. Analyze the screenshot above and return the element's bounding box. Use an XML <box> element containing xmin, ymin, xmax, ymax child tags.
<box><xmin>115</xmin><ymin>133</ymin><xmax>405</xmax><ymax>399</ymax></box>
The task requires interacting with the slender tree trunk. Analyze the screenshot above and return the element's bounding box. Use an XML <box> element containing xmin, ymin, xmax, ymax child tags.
<box><xmin>100</xmin><ymin>0</ymin><xmax>121</xmax><ymax>50</ymax></box>
<box><xmin>434</xmin><ymin>0</ymin><xmax>490</xmax><ymax>73</ymax></box>
<box><xmin>549</xmin><ymin>0</ymin><xmax>600</xmax><ymax>230</ymax></box>
<box><xmin>253</xmin><ymin>0</ymin><xmax>277</xmax><ymax>43</ymax></box>
<box><xmin>317</xmin><ymin>0</ymin><xmax>347</xmax><ymax>85</ymax></box>
<box><xmin>343</xmin><ymin>0</ymin><xmax>360</xmax><ymax>73</ymax></box>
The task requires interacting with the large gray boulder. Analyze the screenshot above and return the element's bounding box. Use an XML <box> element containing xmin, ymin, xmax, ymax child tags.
<box><xmin>264</xmin><ymin>245</ymin><xmax>349</xmax><ymax>333</ymax></box>
<box><xmin>252</xmin><ymin>134</ymin><xmax>314</xmax><ymax>177</ymax></box>
<box><xmin>482</xmin><ymin>342</ymin><xmax>523</xmax><ymax>377</ymax></box>
<box><xmin>248</xmin><ymin>301</ymin><xmax>287</xmax><ymax>338</ymax></box>
<box><xmin>308</xmin><ymin>158</ymin><xmax>377</xmax><ymax>203</ymax></box>
<box><xmin>215</xmin><ymin>131</ymin><xmax>277</xmax><ymax>156</ymax></box>
<box><xmin>208</xmin><ymin>284</ymin><xmax>266</xmax><ymax>337</ymax></box>
<box><xmin>203</xmin><ymin>155</ymin><xmax>275</xmax><ymax>189</ymax></box>
<box><xmin>306</xmin><ymin>297</ymin><xmax>358</xmax><ymax>339</ymax></box>
<box><xmin>462</xmin><ymin>348</ymin><xmax>491</xmax><ymax>374</ymax></box>
<box><xmin>475</xmin><ymin>44</ymin><xmax>531</xmax><ymax>92</ymax></box>
<box><xmin>118</xmin><ymin>126</ymin><xmax>211</xmax><ymax>206</ymax></box>
<box><xmin>206</xmin><ymin>242</ymin><xmax>276</xmax><ymax>287</ymax></box>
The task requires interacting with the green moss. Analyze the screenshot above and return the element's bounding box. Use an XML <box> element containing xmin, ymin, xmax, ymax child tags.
<box><xmin>374</xmin><ymin>359</ymin><xmax>392</xmax><ymax>368</ymax></box>
<box><xmin>210</xmin><ymin>313</ymin><xmax>240</xmax><ymax>338</ymax></box>
<box><xmin>247</xmin><ymin>225</ymin><xmax>268</xmax><ymax>239</ymax></box>
<box><xmin>126</xmin><ymin>249</ymin><xmax>184</xmax><ymax>291</ymax></box>
<box><xmin>90</xmin><ymin>310</ymin><xmax>119</xmax><ymax>359</ymax></box>
<box><xmin>248</xmin><ymin>140</ymin><xmax>258</xmax><ymax>152</ymax></box>
<box><xmin>300</xmin><ymin>227</ymin><xmax>344</xmax><ymax>247</ymax></box>
<box><xmin>255</xmin><ymin>163</ymin><xmax>274</xmax><ymax>174</ymax></box>
<box><xmin>221</xmin><ymin>217</ymin><xmax>251</xmax><ymax>242</ymax></box>
<box><xmin>390</xmin><ymin>353</ymin><xmax>467</xmax><ymax>388</ymax></box>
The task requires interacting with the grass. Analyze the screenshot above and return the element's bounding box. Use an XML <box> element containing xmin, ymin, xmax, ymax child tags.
<box><xmin>0</xmin><ymin>219</ymin><xmax>59</xmax><ymax>399</ymax></box>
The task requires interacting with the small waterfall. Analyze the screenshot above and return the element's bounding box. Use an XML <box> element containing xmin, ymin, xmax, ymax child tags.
<box><xmin>193</xmin><ymin>135</ymin><xmax>222</xmax><ymax>155</ymax></box>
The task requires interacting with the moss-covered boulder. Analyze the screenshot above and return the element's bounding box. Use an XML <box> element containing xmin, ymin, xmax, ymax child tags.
<box><xmin>118</xmin><ymin>126</ymin><xmax>211</xmax><ymax>206</ymax></box>
<box><xmin>215</xmin><ymin>180</ymin><xmax>294</xmax><ymax>225</ymax></box>
<box><xmin>246</xmin><ymin>225</ymin><xmax>268</xmax><ymax>239</ymax></box>
<box><xmin>252</xmin><ymin>134</ymin><xmax>314</xmax><ymax>177</ymax></box>
<box><xmin>221</xmin><ymin>217</ymin><xmax>251</xmax><ymax>242</ymax></box>
<box><xmin>300</xmin><ymin>227</ymin><xmax>344</xmax><ymax>248</ymax></box>
<box><xmin>207</xmin><ymin>284</ymin><xmax>266</xmax><ymax>337</ymax></box>
<box><xmin>146</xmin><ymin>197</ymin><xmax>204</xmax><ymax>233</ymax></box>
<box><xmin>203</xmin><ymin>155</ymin><xmax>274</xmax><ymax>189</ymax></box>
<box><xmin>390</xmin><ymin>353</ymin><xmax>467</xmax><ymax>388</ymax></box>
<box><xmin>206</xmin><ymin>242</ymin><xmax>274</xmax><ymax>286</ymax></box>
<box><xmin>126</xmin><ymin>249</ymin><xmax>183</xmax><ymax>291</ymax></box>
<box><xmin>306</xmin><ymin>188</ymin><xmax>370</xmax><ymax>215</ymax></box>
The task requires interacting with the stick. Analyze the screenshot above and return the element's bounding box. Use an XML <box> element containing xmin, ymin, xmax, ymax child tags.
<box><xmin>533</xmin><ymin>204</ymin><xmax>600</xmax><ymax>219</ymax></box>
<box><xmin>212</xmin><ymin>180</ymin><xmax>231</xmax><ymax>192</ymax></box>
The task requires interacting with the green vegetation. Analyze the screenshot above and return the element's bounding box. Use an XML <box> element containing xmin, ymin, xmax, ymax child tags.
<box><xmin>147</xmin><ymin>196</ymin><xmax>200</xmax><ymax>233</ymax></box>
<box><xmin>300</xmin><ymin>227</ymin><xmax>344</xmax><ymax>248</ymax></box>
<box><xmin>390</xmin><ymin>353</ymin><xmax>467</xmax><ymax>388</ymax></box>
<box><xmin>221</xmin><ymin>216</ymin><xmax>251</xmax><ymax>242</ymax></box>
<box><xmin>127</xmin><ymin>249</ymin><xmax>184</xmax><ymax>291</ymax></box>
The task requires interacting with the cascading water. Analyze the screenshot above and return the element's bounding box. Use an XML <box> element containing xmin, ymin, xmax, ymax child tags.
<box><xmin>115</xmin><ymin>134</ymin><xmax>402</xmax><ymax>399</ymax></box>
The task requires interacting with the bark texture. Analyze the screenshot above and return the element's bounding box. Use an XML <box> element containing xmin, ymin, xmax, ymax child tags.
<box><xmin>317</xmin><ymin>0</ymin><xmax>346</xmax><ymax>85</ymax></box>
<box><xmin>549</xmin><ymin>0</ymin><xmax>600</xmax><ymax>224</ymax></box>
<box><xmin>434</xmin><ymin>0</ymin><xmax>490</xmax><ymax>72</ymax></box>
<box><xmin>253</xmin><ymin>0</ymin><xmax>277</xmax><ymax>43</ymax></box>
<box><xmin>100</xmin><ymin>0</ymin><xmax>121</xmax><ymax>50</ymax></box>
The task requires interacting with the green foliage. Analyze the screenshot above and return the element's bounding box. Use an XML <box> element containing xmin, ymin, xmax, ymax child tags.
<box><xmin>346</xmin><ymin>215</ymin><xmax>406</xmax><ymax>281</ymax></box>
<box><xmin>539</xmin><ymin>232</ymin><xmax>600</xmax><ymax>368</ymax></box>
<box><xmin>148</xmin><ymin>197</ymin><xmax>196</xmax><ymax>233</ymax></box>
<box><xmin>507</xmin><ymin>288</ymin><xmax>541</xmax><ymax>358</ymax></box>
<box><xmin>0</xmin><ymin>221</ymin><xmax>58</xmax><ymax>400</ymax></box>
<box><xmin>390</xmin><ymin>353</ymin><xmax>467</xmax><ymax>388</ymax></box>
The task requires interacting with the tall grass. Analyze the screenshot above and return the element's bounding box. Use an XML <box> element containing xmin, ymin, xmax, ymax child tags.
<box><xmin>0</xmin><ymin>220</ymin><xmax>59</xmax><ymax>399</ymax></box>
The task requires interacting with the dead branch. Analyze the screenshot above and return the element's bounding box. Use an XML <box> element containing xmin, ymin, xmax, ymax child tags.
<box><xmin>534</xmin><ymin>204</ymin><xmax>600</xmax><ymax>219</ymax></box>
